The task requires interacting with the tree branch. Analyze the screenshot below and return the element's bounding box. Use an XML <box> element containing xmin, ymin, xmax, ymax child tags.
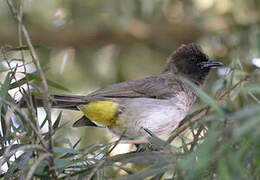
<box><xmin>6</xmin><ymin>0</ymin><xmax>56</xmax><ymax>178</ymax></box>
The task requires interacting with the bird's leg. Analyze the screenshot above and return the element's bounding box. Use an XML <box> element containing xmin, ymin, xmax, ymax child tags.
<box><xmin>143</xmin><ymin>128</ymin><xmax>157</xmax><ymax>137</ymax></box>
<box><xmin>134</xmin><ymin>144</ymin><xmax>145</xmax><ymax>152</ymax></box>
<box><xmin>142</xmin><ymin>127</ymin><xmax>162</xmax><ymax>151</ymax></box>
<box><xmin>134</xmin><ymin>127</ymin><xmax>159</xmax><ymax>152</ymax></box>
<box><xmin>133</xmin><ymin>128</ymin><xmax>160</xmax><ymax>152</ymax></box>
<box><xmin>133</xmin><ymin>128</ymin><xmax>155</xmax><ymax>152</ymax></box>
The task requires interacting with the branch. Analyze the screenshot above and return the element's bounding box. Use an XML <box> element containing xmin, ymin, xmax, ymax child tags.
<box><xmin>167</xmin><ymin>107</ymin><xmax>209</xmax><ymax>143</ymax></box>
<box><xmin>6</xmin><ymin>0</ymin><xmax>56</xmax><ymax>177</ymax></box>
<box><xmin>0</xmin><ymin>97</ymin><xmax>48</xmax><ymax>150</ymax></box>
<box><xmin>25</xmin><ymin>153</ymin><xmax>52</xmax><ymax>180</ymax></box>
<box><xmin>0</xmin><ymin>143</ymin><xmax>46</xmax><ymax>168</ymax></box>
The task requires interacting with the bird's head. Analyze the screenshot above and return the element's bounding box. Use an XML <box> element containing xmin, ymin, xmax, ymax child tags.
<box><xmin>163</xmin><ymin>43</ymin><xmax>223</xmax><ymax>85</ymax></box>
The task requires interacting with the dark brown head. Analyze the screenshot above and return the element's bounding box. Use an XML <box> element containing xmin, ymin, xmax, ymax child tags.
<box><xmin>162</xmin><ymin>43</ymin><xmax>222</xmax><ymax>85</ymax></box>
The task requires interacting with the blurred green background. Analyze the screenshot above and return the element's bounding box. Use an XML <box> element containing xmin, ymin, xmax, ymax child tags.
<box><xmin>1</xmin><ymin>0</ymin><xmax>260</xmax><ymax>151</ymax></box>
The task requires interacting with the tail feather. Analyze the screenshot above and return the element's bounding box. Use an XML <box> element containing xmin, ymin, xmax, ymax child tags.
<box><xmin>73</xmin><ymin>116</ymin><xmax>98</xmax><ymax>127</ymax></box>
<box><xmin>19</xmin><ymin>94</ymin><xmax>88</xmax><ymax>110</ymax></box>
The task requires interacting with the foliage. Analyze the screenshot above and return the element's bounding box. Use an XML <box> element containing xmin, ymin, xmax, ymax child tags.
<box><xmin>1</xmin><ymin>0</ymin><xmax>260</xmax><ymax>179</ymax></box>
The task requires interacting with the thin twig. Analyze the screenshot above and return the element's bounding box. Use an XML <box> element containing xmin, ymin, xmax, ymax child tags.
<box><xmin>2</xmin><ymin>49</ymin><xmax>24</xmax><ymax>101</ymax></box>
<box><xmin>217</xmin><ymin>75</ymin><xmax>250</xmax><ymax>101</ymax></box>
<box><xmin>189</xmin><ymin>124</ymin><xmax>204</xmax><ymax>151</ymax></box>
<box><xmin>0</xmin><ymin>97</ymin><xmax>48</xmax><ymax>151</ymax></box>
<box><xmin>0</xmin><ymin>143</ymin><xmax>45</xmax><ymax>167</ymax></box>
<box><xmin>0</xmin><ymin>140</ymin><xmax>15</xmax><ymax>168</ymax></box>
<box><xmin>0</xmin><ymin>60</ymin><xmax>33</xmax><ymax>73</ymax></box>
<box><xmin>248</xmin><ymin>92</ymin><xmax>260</xmax><ymax>104</ymax></box>
<box><xmin>25</xmin><ymin>153</ymin><xmax>52</xmax><ymax>180</ymax></box>
<box><xmin>6</xmin><ymin>0</ymin><xmax>56</xmax><ymax>177</ymax></box>
<box><xmin>16</xmin><ymin>0</ymin><xmax>38</xmax><ymax>130</ymax></box>
<box><xmin>0</xmin><ymin>50</ymin><xmax>16</xmax><ymax>168</ymax></box>
<box><xmin>167</xmin><ymin>107</ymin><xmax>209</xmax><ymax>143</ymax></box>
<box><xmin>86</xmin><ymin>160</ymin><xmax>106</xmax><ymax>180</ymax></box>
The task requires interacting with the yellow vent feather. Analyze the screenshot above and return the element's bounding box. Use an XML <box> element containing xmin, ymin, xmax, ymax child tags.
<box><xmin>78</xmin><ymin>101</ymin><xmax>119</xmax><ymax>126</ymax></box>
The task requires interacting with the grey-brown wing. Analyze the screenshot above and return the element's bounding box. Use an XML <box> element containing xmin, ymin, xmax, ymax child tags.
<box><xmin>87</xmin><ymin>81</ymin><xmax>142</xmax><ymax>98</ymax></box>
<box><xmin>19</xmin><ymin>75</ymin><xmax>184</xmax><ymax>111</ymax></box>
<box><xmin>87</xmin><ymin>74</ymin><xmax>184</xmax><ymax>99</ymax></box>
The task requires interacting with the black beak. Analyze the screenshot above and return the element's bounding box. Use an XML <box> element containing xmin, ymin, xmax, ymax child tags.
<box><xmin>199</xmin><ymin>60</ymin><xmax>223</xmax><ymax>68</ymax></box>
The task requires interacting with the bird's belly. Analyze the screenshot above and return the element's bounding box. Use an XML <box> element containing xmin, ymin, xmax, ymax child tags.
<box><xmin>108</xmin><ymin>98</ymin><xmax>188</xmax><ymax>141</ymax></box>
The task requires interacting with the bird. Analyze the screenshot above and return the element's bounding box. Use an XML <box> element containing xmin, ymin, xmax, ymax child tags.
<box><xmin>20</xmin><ymin>43</ymin><xmax>222</xmax><ymax>143</ymax></box>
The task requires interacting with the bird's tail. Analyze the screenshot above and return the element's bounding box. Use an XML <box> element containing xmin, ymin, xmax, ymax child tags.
<box><xmin>19</xmin><ymin>94</ymin><xmax>88</xmax><ymax>110</ymax></box>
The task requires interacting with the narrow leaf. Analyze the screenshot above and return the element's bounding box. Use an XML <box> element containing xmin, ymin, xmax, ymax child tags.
<box><xmin>53</xmin><ymin>111</ymin><xmax>62</xmax><ymax>130</ymax></box>
<box><xmin>9</xmin><ymin>72</ymin><xmax>71</xmax><ymax>92</ymax></box>
<box><xmin>53</xmin><ymin>147</ymin><xmax>81</xmax><ymax>154</ymax></box>
<box><xmin>46</xmin><ymin>78</ymin><xmax>71</xmax><ymax>92</ymax></box>
<box><xmin>0</xmin><ymin>72</ymin><xmax>12</xmax><ymax>136</ymax></box>
<box><xmin>9</xmin><ymin>45</ymin><xmax>46</xmax><ymax>51</ymax></box>
<box><xmin>118</xmin><ymin>161</ymin><xmax>171</xmax><ymax>180</ymax></box>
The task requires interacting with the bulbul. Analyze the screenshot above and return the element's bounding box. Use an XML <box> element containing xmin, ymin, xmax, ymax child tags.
<box><xmin>21</xmin><ymin>43</ymin><xmax>222</xmax><ymax>143</ymax></box>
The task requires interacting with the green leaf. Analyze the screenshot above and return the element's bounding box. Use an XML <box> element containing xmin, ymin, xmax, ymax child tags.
<box><xmin>56</xmin><ymin>138</ymin><xmax>73</xmax><ymax>148</ymax></box>
<box><xmin>53</xmin><ymin>147</ymin><xmax>81</xmax><ymax>154</ymax></box>
<box><xmin>0</xmin><ymin>72</ymin><xmax>12</xmax><ymax>136</ymax></box>
<box><xmin>118</xmin><ymin>161</ymin><xmax>171</xmax><ymax>180</ymax></box>
<box><xmin>9</xmin><ymin>45</ymin><xmax>47</xmax><ymax>51</ymax></box>
<box><xmin>34</xmin><ymin>161</ymin><xmax>49</xmax><ymax>178</ymax></box>
<box><xmin>218</xmin><ymin>160</ymin><xmax>231</xmax><ymax>180</ymax></box>
<box><xmin>114</xmin><ymin>164</ymin><xmax>135</xmax><ymax>175</ymax></box>
<box><xmin>228</xmin><ymin>106</ymin><xmax>260</xmax><ymax>122</ymax></box>
<box><xmin>179</xmin><ymin>129</ymin><xmax>220</xmax><ymax>179</ymax></box>
<box><xmin>0</xmin><ymin>144</ymin><xmax>23</xmax><ymax>156</ymax></box>
<box><xmin>147</xmin><ymin>136</ymin><xmax>176</xmax><ymax>153</ymax></box>
<box><xmin>242</xmin><ymin>85</ymin><xmax>260</xmax><ymax>94</ymax></box>
<box><xmin>46</xmin><ymin>78</ymin><xmax>71</xmax><ymax>92</ymax></box>
<box><xmin>40</xmin><ymin>115</ymin><xmax>48</xmax><ymax>129</ymax></box>
<box><xmin>105</xmin><ymin>152</ymin><xmax>172</xmax><ymax>166</ymax></box>
<box><xmin>53</xmin><ymin>111</ymin><xmax>62</xmax><ymax>130</ymax></box>
<box><xmin>9</xmin><ymin>72</ymin><xmax>71</xmax><ymax>92</ymax></box>
<box><xmin>233</xmin><ymin>117</ymin><xmax>260</xmax><ymax>138</ymax></box>
<box><xmin>55</xmin><ymin>158</ymin><xmax>74</xmax><ymax>169</ymax></box>
<box><xmin>4</xmin><ymin>152</ymin><xmax>31</xmax><ymax>179</ymax></box>
<box><xmin>8</xmin><ymin>73</ymin><xmax>36</xmax><ymax>90</ymax></box>
<box><xmin>0</xmin><ymin>72</ymin><xmax>11</xmax><ymax>104</ymax></box>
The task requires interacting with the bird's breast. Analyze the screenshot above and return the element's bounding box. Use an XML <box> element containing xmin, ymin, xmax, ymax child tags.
<box><xmin>108</xmin><ymin>96</ymin><xmax>193</xmax><ymax>141</ymax></box>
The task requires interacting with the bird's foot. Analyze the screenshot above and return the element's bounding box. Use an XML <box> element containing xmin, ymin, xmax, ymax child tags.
<box><xmin>133</xmin><ymin>128</ymin><xmax>160</xmax><ymax>152</ymax></box>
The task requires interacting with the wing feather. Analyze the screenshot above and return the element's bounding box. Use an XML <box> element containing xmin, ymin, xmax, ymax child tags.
<box><xmin>87</xmin><ymin>74</ymin><xmax>184</xmax><ymax>99</ymax></box>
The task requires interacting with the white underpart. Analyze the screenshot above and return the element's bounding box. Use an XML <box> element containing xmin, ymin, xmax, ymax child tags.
<box><xmin>110</xmin><ymin>91</ymin><xmax>193</xmax><ymax>142</ymax></box>
<box><xmin>142</xmin><ymin>103</ymin><xmax>186</xmax><ymax>135</ymax></box>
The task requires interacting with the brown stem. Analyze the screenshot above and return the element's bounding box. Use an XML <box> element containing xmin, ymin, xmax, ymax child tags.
<box><xmin>6</xmin><ymin>0</ymin><xmax>56</xmax><ymax>178</ymax></box>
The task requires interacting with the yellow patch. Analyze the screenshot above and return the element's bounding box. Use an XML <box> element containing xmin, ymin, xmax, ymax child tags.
<box><xmin>78</xmin><ymin>101</ymin><xmax>119</xmax><ymax>126</ymax></box>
